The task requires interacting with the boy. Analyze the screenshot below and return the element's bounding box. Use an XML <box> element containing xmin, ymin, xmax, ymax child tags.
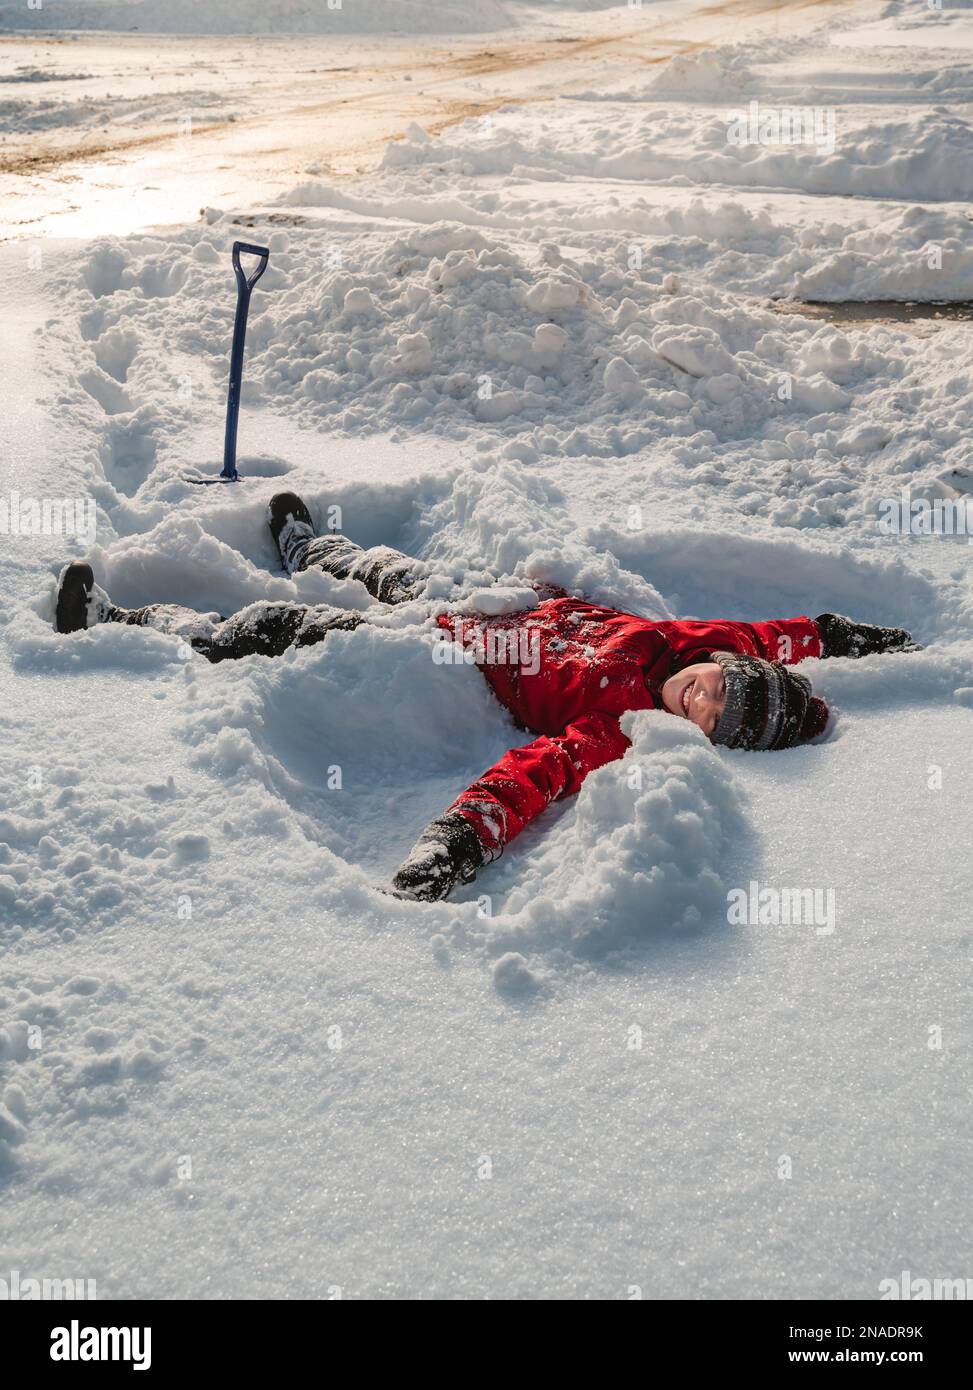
<box><xmin>54</xmin><ymin>493</ymin><xmax>918</xmax><ymax>901</ymax></box>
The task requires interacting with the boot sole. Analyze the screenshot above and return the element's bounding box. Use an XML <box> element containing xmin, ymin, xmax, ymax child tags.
<box><xmin>55</xmin><ymin>562</ymin><xmax>94</xmax><ymax>634</ymax></box>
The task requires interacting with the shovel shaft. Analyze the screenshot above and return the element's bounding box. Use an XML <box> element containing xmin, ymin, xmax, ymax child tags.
<box><xmin>221</xmin><ymin>242</ymin><xmax>269</xmax><ymax>480</ymax></box>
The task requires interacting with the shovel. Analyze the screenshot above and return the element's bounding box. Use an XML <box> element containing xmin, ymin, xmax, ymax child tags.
<box><xmin>188</xmin><ymin>240</ymin><xmax>269</xmax><ymax>484</ymax></box>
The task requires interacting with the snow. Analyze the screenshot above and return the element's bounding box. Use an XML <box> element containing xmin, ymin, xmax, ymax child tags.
<box><xmin>838</xmin><ymin>0</ymin><xmax>973</xmax><ymax>51</ymax></box>
<box><xmin>1</xmin><ymin>0</ymin><xmax>515</xmax><ymax>37</ymax></box>
<box><xmin>2</xmin><ymin>0</ymin><xmax>972</xmax><ymax>1300</ymax></box>
<box><xmin>499</xmin><ymin>711</ymin><xmax>746</xmax><ymax>953</ymax></box>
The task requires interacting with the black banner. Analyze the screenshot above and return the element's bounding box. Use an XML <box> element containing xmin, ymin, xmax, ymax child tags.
<box><xmin>3</xmin><ymin>1298</ymin><xmax>966</xmax><ymax>1373</ymax></box>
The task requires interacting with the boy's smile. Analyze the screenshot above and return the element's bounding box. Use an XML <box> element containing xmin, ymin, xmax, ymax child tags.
<box><xmin>661</xmin><ymin>661</ymin><xmax>728</xmax><ymax>739</ymax></box>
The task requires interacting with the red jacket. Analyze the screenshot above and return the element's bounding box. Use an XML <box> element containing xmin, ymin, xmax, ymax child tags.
<box><xmin>436</xmin><ymin>595</ymin><xmax>822</xmax><ymax>859</ymax></box>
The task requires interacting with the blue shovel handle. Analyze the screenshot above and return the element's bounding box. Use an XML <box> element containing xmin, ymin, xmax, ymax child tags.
<box><xmin>221</xmin><ymin>241</ymin><xmax>269</xmax><ymax>480</ymax></box>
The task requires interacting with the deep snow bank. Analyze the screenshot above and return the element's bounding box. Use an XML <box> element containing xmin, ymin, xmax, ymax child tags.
<box><xmin>55</xmin><ymin>212</ymin><xmax>973</xmax><ymax>560</ymax></box>
<box><xmin>495</xmin><ymin>711</ymin><xmax>747</xmax><ymax>960</ymax></box>
<box><xmin>381</xmin><ymin>95</ymin><xmax>973</xmax><ymax>205</ymax></box>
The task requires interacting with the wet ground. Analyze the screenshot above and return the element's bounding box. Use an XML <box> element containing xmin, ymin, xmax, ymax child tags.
<box><xmin>771</xmin><ymin>298</ymin><xmax>973</xmax><ymax>329</ymax></box>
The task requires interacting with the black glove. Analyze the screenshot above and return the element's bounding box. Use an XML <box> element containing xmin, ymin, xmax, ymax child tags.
<box><xmin>389</xmin><ymin>813</ymin><xmax>485</xmax><ymax>903</ymax></box>
<box><xmin>815</xmin><ymin>612</ymin><xmax>922</xmax><ymax>659</ymax></box>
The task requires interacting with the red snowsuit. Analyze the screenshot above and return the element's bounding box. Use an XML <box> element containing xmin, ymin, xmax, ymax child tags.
<box><xmin>436</xmin><ymin>595</ymin><xmax>822</xmax><ymax>859</ymax></box>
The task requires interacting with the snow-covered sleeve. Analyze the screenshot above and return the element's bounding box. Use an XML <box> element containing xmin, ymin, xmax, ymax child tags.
<box><xmin>446</xmin><ymin>711</ymin><xmax>631</xmax><ymax>860</ymax></box>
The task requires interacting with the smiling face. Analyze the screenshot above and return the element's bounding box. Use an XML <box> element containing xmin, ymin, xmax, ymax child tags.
<box><xmin>660</xmin><ymin>660</ymin><xmax>727</xmax><ymax>739</ymax></box>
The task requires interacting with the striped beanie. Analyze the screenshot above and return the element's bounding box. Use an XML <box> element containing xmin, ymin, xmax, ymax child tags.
<box><xmin>711</xmin><ymin>652</ymin><xmax>829</xmax><ymax>751</ymax></box>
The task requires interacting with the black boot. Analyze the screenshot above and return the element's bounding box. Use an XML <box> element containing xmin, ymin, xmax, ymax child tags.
<box><xmin>268</xmin><ymin>492</ymin><xmax>315</xmax><ymax>564</ymax></box>
<box><xmin>55</xmin><ymin>561</ymin><xmax>95</xmax><ymax>634</ymax></box>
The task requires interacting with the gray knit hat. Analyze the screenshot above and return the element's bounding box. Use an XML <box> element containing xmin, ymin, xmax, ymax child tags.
<box><xmin>711</xmin><ymin>652</ymin><xmax>828</xmax><ymax>751</ymax></box>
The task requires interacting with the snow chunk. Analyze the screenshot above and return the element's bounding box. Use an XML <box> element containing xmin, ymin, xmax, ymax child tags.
<box><xmin>393</xmin><ymin>331</ymin><xmax>433</xmax><ymax>373</ymax></box>
<box><xmin>499</xmin><ymin>712</ymin><xmax>745</xmax><ymax>956</ymax></box>
<box><xmin>532</xmin><ymin>323</ymin><xmax>568</xmax><ymax>363</ymax></box>
<box><xmin>524</xmin><ymin>277</ymin><xmax>582</xmax><ymax>313</ymax></box>
<box><xmin>342</xmin><ymin>287</ymin><xmax>378</xmax><ymax>316</ymax></box>
<box><xmin>651</xmin><ymin>324</ymin><xmax>736</xmax><ymax>379</ymax></box>
<box><xmin>645</xmin><ymin>47</ymin><xmax>755</xmax><ymax>97</ymax></box>
<box><xmin>492</xmin><ymin>952</ymin><xmax>542</xmax><ymax>997</ymax></box>
<box><xmin>461</xmin><ymin>585</ymin><xmax>538</xmax><ymax>617</ymax></box>
<box><xmin>173</xmin><ymin>833</ymin><xmax>211</xmax><ymax>864</ymax></box>
<box><xmin>602</xmin><ymin>356</ymin><xmax>641</xmax><ymax>395</ymax></box>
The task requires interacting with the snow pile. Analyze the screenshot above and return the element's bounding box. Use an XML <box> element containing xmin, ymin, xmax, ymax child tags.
<box><xmin>380</xmin><ymin>101</ymin><xmax>973</xmax><ymax>203</ymax></box>
<box><xmin>793</xmin><ymin>204</ymin><xmax>973</xmax><ymax>303</ymax></box>
<box><xmin>642</xmin><ymin>45</ymin><xmax>755</xmax><ymax>97</ymax></box>
<box><xmin>711</xmin><ymin>110</ymin><xmax>973</xmax><ymax>203</ymax></box>
<box><xmin>411</xmin><ymin>459</ymin><xmax>672</xmax><ymax>617</ymax></box>
<box><xmin>0</xmin><ymin>85</ymin><xmax>230</xmax><ymax>137</ymax></box>
<box><xmin>52</xmin><ymin>213</ymin><xmax>973</xmax><ymax>561</ymax></box>
<box><xmin>496</xmin><ymin>711</ymin><xmax>746</xmax><ymax>957</ymax></box>
<box><xmin>882</xmin><ymin>0</ymin><xmax>973</xmax><ymax>18</ymax></box>
<box><xmin>839</xmin><ymin>0</ymin><xmax>973</xmax><ymax>49</ymax></box>
<box><xmin>59</xmin><ymin>210</ymin><xmax>973</xmax><ymax>517</ymax></box>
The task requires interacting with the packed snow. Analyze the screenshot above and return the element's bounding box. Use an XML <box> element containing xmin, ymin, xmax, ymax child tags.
<box><xmin>1</xmin><ymin>0</ymin><xmax>972</xmax><ymax>1300</ymax></box>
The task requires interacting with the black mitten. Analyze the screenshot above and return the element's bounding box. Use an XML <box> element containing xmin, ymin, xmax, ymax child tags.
<box><xmin>389</xmin><ymin>814</ymin><xmax>485</xmax><ymax>902</ymax></box>
<box><xmin>815</xmin><ymin>612</ymin><xmax>922</xmax><ymax>659</ymax></box>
